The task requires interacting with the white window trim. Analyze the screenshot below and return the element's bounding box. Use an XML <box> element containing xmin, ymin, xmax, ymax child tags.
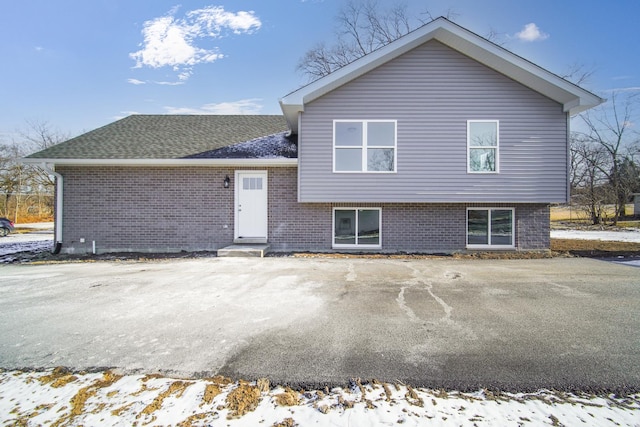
<box><xmin>332</xmin><ymin>207</ymin><xmax>382</xmax><ymax>249</ymax></box>
<box><xmin>333</xmin><ymin>120</ymin><xmax>397</xmax><ymax>173</ymax></box>
<box><xmin>466</xmin><ymin>207</ymin><xmax>515</xmax><ymax>249</ymax></box>
<box><xmin>467</xmin><ymin>120</ymin><xmax>499</xmax><ymax>174</ymax></box>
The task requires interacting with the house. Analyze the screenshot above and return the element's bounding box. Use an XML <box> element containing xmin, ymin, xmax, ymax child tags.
<box><xmin>24</xmin><ymin>18</ymin><xmax>604</xmax><ymax>255</ymax></box>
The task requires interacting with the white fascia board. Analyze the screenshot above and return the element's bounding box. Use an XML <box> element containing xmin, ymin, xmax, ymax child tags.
<box><xmin>278</xmin><ymin>101</ymin><xmax>303</xmax><ymax>133</ymax></box>
<box><xmin>279</xmin><ymin>18</ymin><xmax>605</xmax><ymax>125</ymax></box>
<box><xmin>22</xmin><ymin>158</ymin><xmax>298</xmax><ymax>167</ymax></box>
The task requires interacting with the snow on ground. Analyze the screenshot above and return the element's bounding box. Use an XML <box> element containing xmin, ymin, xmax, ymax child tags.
<box><xmin>0</xmin><ymin>231</ymin><xmax>53</xmax><ymax>258</ymax></box>
<box><xmin>605</xmin><ymin>257</ymin><xmax>640</xmax><ymax>267</ymax></box>
<box><xmin>14</xmin><ymin>222</ymin><xmax>54</xmax><ymax>230</ymax></box>
<box><xmin>551</xmin><ymin>228</ymin><xmax>640</xmax><ymax>243</ymax></box>
<box><xmin>0</xmin><ymin>369</ymin><xmax>638</xmax><ymax>427</ymax></box>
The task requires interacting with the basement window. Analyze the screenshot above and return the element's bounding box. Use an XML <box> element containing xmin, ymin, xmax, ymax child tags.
<box><xmin>333</xmin><ymin>208</ymin><xmax>381</xmax><ymax>248</ymax></box>
<box><xmin>467</xmin><ymin>208</ymin><xmax>514</xmax><ymax>248</ymax></box>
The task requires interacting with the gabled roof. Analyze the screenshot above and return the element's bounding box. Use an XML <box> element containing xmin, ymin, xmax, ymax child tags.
<box><xmin>25</xmin><ymin>115</ymin><xmax>289</xmax><ymax>161</ymax></box>
<box><xmin>279</xmin><ymin>17</ymin><xmax>605</xmax><ymax>133</ymax></box>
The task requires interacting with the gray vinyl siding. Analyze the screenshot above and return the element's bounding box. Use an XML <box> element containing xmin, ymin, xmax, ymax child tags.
<box><xmin>298</xmin><ymin>40</ymin><xmax>568</xmax><ymax>203</ymax></box>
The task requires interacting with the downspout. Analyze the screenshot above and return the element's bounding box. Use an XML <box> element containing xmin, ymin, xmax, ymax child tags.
<box><xmin>566</xmin><ymin>113</ymin><xmax>571</xmax><ymax>204</ymax></box>
<box><xmin>40</xmin><ymin>163</ymin><xmax>63</xmax><ymax>254</ymax></box>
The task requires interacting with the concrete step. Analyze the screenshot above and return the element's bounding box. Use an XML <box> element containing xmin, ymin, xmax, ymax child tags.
<box><xmin>217</xmin><ymin>244</ymin><xmax>270</xmax><ymax>258</ymax></box>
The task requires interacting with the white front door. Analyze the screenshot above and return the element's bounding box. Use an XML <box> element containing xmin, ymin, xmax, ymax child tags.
<box><xmin>235</xmin><ymin>171</ymin><xmax>268</xmax><ymax>241</ymax></box>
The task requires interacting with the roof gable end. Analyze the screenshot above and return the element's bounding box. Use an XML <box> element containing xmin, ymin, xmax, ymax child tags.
<box><xmin>279</xmin><ymin>17</ymin><xmax>604</xmax><ymax>133</ymax></box>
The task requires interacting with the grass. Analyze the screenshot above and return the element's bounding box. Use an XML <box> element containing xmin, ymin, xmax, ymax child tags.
<box><xmin>551</xmin><ymin>204</ymin><xmax>636</xmax><ymax>222</ymax></box>
<box><xmin>551</xmin><ymin>239</ymin><xmax>640</xmax><ymax>258</ymax></box>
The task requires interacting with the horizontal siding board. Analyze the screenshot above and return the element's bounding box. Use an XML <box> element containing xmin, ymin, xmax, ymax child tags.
<box><xmin>299</xmin><ymin>40</ymin><xmax>567</xmax><ymax>203</ymax></box>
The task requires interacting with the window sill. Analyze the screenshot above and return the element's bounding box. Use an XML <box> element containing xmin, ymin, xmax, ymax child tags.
<box><xmin>467</xmin><ymin>171</ymin><xmax>499</xmax><ymax>174</ymax></box>
<box><xmin>332</xmin><ymin>171</ymin><xmax>397</xmax><ymax>174</ymax></box>
<box><xmin>466</xmin><ymin>245</ymin><xmax>515</xmax><ymax>250</ymax></box>
<box><xmin>333</xmin><ymin>245</ymin><xmax>382</xmax><ymax>250</ymax></box>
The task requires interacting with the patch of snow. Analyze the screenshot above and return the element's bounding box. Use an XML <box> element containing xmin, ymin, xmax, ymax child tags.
<box><xmin>551</xmin><ymin>229</ymin><xmax>640</xmax><ymax>243</ymax></box>
<box><xmin>14</xmin><ymin>222</ymin><xmax>54</xmax><ymax>230</ymax></box>
<box><xmin>0</xmin><ymin>370</ymin><xmax>638</xmax><ymax>426</ymax></box>
<box><xmin>186</xmin><ymin>131</ymin><xmax>297</xmax><ymax>159</ymax></box>
<box><xmin>609</xmin><ymin>258</ymin><xmax>640</xmax><ymax>268</ymax></box>
<box><xmin>0</xmin><ymin>231</ymin><xmax>53</xmax><ymax>258</ymax></box>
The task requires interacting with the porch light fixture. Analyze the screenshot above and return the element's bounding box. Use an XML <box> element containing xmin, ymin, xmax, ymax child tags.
<box><xmin>223</xmin><ymin>175</ymin><xmax>230</xmax><ymax>188</ymax></box>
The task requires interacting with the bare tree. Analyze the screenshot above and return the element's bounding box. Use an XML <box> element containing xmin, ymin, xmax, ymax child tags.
<box><xmin>572</xmin><ymin>91</ymin><xmax>640</xmax><ymax>224</ymax></box>
<box><xmin>561</xmin><ymin>62</ymin><xmax>596</xmax><ymax>87</ymax></box>
<box><xmin>570</xmin><ymin>136</ymin><xmax>611</xmax><ymax>224</ymax></box>
<box><xmin>0</xmin><ymin>120</ymin><xmax>69</xmax><ymax>222</ymax></box>
<box><xmin>0</xmin><ymin>142</ymin><xmax>29</xmax><ymax>220</ymax></box>
<box><xmin>19</xmin><ymin>119</ymin><xmax>70</xmax><ymax>188</ymax></box>
<box><xmin>297</xmin><ymin>1</ymin><xmax>458</xmax><ymax>80</ymax></box>
<box><xmin>483</xmin><ymin>27</ymin><xmax>508</xmax><ymax>46</ymax></box>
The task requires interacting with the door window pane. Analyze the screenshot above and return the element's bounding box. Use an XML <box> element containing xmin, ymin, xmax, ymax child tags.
<box><xmin>335</xmin><ymin>210</ymin><xmax>356</xmax><ymax>244</ymax></box>
<box><xmin>243</xmin><ymin>177</ymin><xmax>263</xmax><ymax>190</ymax></box>
<box><xmin>467</xmin><ymin>210</ymin><xmax>489</xmax><ymax>245</ymax></box>
<box><xmin>358</xmin><ymin>209</ymin><xmax>380</xmax><ymax>245</ymax></box>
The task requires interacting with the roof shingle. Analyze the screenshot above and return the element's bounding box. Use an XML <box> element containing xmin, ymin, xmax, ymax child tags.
<box><xmin>26</xmin><ymin>115</ymin><xmax>289</xmax><ymax>160</ymax></box>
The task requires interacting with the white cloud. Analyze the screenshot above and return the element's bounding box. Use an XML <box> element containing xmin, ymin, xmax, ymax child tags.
<box><xmin>514</xmin><ymin>23</ymin><xmax>549</xmax><ymax>42</ymax></box>
<box><xmin>605</xmin><ymin>86</ymin><xmax>640</xmax><ymax>93</ymax></box>
<box><xmin>129</xmin><ymin>6</ymin><xmax>261</xmax><ymax>82</ymax></box>
<box><xmin>154</xmin><ymin>80</ymin><xmax>185</xmax><ymax>86</ymax></box>
<box><xmin>127</xmin><ymin>78</ymin><xmax>146</xmax><ymax>85</ymax></box>
<box><xmin>164</xmin><ymin>98</ymin><xmax>263</xmax><ymax>114</ymax></box>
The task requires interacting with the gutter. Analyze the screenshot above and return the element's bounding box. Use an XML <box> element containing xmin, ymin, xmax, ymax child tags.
<box><xmin>22</xmin><ymin>158</ymin><xmax>298</xmax><ymax>167</ymax></box>
<box><xmin>39</xmin><ymin>163</ymin><xmax>63</xmax><ymax>254</ymax></box>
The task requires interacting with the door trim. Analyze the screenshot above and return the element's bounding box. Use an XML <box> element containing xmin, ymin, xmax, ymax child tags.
<box><xmin>234</xmin><ymin>170</ymin><xmax>268</xmax><ymax>243</ymax></box>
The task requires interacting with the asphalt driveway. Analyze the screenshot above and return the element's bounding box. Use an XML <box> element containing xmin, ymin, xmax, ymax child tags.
<box><xmin>1</xmin><ymin>257</ymin><xmax>639</xmax><ymax>392</ymax></box>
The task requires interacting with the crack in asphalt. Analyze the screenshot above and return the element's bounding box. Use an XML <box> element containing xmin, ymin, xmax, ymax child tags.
<box><xmin>345</xmin><ymin>262</ymin><xmax>357</xmax><ymax>282</ymax></box>
<box><xmin>396</xmin><ymin>265</ymin><xmax>454</xmax><ymax>325</ymax></box>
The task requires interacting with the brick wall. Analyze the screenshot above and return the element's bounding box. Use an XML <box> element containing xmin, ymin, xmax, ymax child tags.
<box><xmin>515</xmin><ymin>203</ymin><xmax>551</xmax><ymax>249</ymax></box>
<box><xmin>58</xmin><ymin>166</ymin><xmax>550</xmax><ymax>253</ymax></box>
<box><xmin>268</xmin><ymin>168</ymin><xmax>331</xmax><ymax>251</ymax></box>
<box><xmin>59</xmin><ymin>166</ymin><xmax>235</xmax><ymax>253</ymax></box>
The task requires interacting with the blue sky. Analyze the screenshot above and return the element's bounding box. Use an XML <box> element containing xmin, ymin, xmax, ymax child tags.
<box><xmin>1</xmin><ymin>0</ymin><xmax>638</xmax><ymax>141</ymax></box>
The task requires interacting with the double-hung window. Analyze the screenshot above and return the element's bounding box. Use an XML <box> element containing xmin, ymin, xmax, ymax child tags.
<box><xmin>334</xmin><ymin>120</ymin><xmax>396</xmax><ymax>172</ymax></box>
<box><xmin>467</xmin><ymin>208</ymin><xmax>514</xmax><ymax>248</ymax></box>
<box><xmin>468</xmin><ymin>120</ymin><xmax>499</xmax><ymax>173</ymax></box>
<box><xmin>333</xmin><ymin>208</ymin><xmax>381</xmax><ymax>248</ymax></box>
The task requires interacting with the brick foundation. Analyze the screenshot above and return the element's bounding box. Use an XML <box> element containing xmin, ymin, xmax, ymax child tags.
<box><xmin>57</xmin><ymin>166</ymin><xmax>550</xmax><ymax>254</ymax></box>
